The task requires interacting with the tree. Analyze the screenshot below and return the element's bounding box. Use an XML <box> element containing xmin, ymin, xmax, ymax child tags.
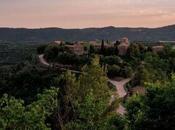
<box><xmin>44</xmin><ymin>45</ymin><xmax>59</xmax><ymax>61</ymax></box>
<box><xmin>107</xmin><ymin>65</ymin><xmax>121</xmax><ymax>78</ymax></box>
<box><xmin>102</xmin><ymin>56</ymin><xmax>123</xmax><ymax>66</ymax></box>
<box><xmin>56</xmin><ymin>52</ymin><xmax>91</xmax><ymax>66</ymax></box>
<box><xmin>138</xmin><ymin>43</ymin><xmax>146</xmax><ymax>53</ymax></box>
<box><xmin>114</xmin><ymin>41</ymin><xmax>120</xmax><ymax>55</ymax></box>
<box><xmin>115</xmin><ymin>41</ymin><xmax>120</xmax><ymax>47</ymax></box>
<box><xmin>37</xmin><ymin>44</ymin><xmax>48</xmax><ymax>54</ymax></box>
<box><xmin>126</xmin><ymin>95</ymin><xmax>147</xmax><ymax>130</ymax></box>
<box><xmin>101</xmin><ymin>40</ymin><xmax>105</xmax><ymax>54</ymax></box>
<box><xmin>134</xmin><ymin>64</ymin><xmax>150</xmax><ymax>85</ymax></box>
<box><xmin>61</xmin><ymin>64</ymin><xmax>124</xmax><ymax>130</ymax></box>
<box><xmin>0</xmin><ymin>88</ymin><xmax>59</xmax><ymax>130</ymax></box>
<box><xmin>121</xmin><ymin>66</ymin><xmax>133</xmax><ymax>78</ymax></box>
<box><xmin>126</xmin><ymin>75</ymin><xmax>175</xmax><ymax>130</ymax></box>
<box><xmin>89</xmin><ymin>45</ymin><xmax>95</xmax><ymax>54</ymax></box>
<box><xmin>127</xmin><ymin>43</ymin><xmax>140</xmax><ymax>58</ymax></box>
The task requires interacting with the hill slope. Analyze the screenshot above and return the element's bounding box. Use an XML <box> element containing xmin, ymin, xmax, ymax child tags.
<box><xmin>0</xmin><ymin>25</ymin><xmax>175</xmax><ymax>42</ymax></box>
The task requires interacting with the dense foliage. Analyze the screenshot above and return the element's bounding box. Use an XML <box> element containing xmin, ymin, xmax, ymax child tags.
<box><xmin>126</xmin><ymin>75</ymin><xmax>175</xmax><ymax>130</ymax></box>
<box><xmin>0</xmin><ymin>40</ymin><xmax>175</xmax><ymax>130</ymax></box>
<box><xmin>43</xmin><ymin>44</ymin><xmax>91</xmax><ymax>67</ymax></box>
<box><xmin>0</xmin><ymin>62</ymin><xmax>59</xmax><ymax>104</ymax></box>
<box><xmin>0</xmin><ymin>58</ymin><xmax>125</xmax><ymax>129</ymax></box>
<box><xmin>0</xmin><ymin>42</ymin><xmax>39</xmax><ymax>65</ymax></box>
<box><xmin>0</xmin><ymin>88</ymin><xmax>58</xmax><ymax>130</ymax></box>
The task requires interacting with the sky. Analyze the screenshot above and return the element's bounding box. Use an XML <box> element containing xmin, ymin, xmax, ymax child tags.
<box><xmin>0</xmin><ymin>0</ymin><xmax>175</xmax><ymax>28</ymax></box>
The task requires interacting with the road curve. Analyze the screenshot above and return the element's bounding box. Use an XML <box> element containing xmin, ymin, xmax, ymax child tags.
<box><xmin>109</xmin><ymin>78</ymin><xmax>131</xmax><ymax>115</ymax></box>
<box><xmin>38</xmin><ymin>54</ymin><xmax>82</xmax><ymax>74</ymax></box>
<box><xmin>39</xmin><ymin>54</ymin><xmax>130</xmax><ymax>115</ymax></box>
<box><xmin>109</xmin><ymin>78</ymin><xmax>131</xmax><ymax>98</ymax></box>
<box><xmin>38</xmin><ymin>54</ymin><xmax>50</xmax><ymax>67</ymax></box>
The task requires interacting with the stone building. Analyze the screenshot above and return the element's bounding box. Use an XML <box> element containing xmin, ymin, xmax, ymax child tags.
<box><xmin>65</xmin><ymin>43</ymin><xmax>84</xmax><ymax>55</ymax></box>
<box><xmin>118</xmin><ymin>37</ymin><xmax>130</xmax><ymax>56</ymax></box>
<box><xmin>51</xmin><ymin>40</ymin><xmax>63</xmax><ymax>45</ymax></box>
<box><xmin>50</xmin><ymin>40</ymin><xmax>85</xmax><ymax>55</ymax></box>
<box><xmin>152</xmin><ymin>45</ymin><xmax>164</xmax><ymax>53</ymax></box>
<box><xmin>89</xmin><ymin>41</ymin><xmax>114</xmax><ymax>50</ymax></box>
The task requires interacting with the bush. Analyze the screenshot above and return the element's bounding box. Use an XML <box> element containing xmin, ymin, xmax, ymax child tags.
<box><xmin>107</xmin><ymin>65</ymin><xmax>121</xmax><ymax>78</ymax></box>
<box><xmin>120</xmin><ymin>66</ymin><xmax>133</xmax><ymax>78</ymax></box>
<box><xmin>55</xmin><ymin>52</ymin><xmax>90</xmax><ymax>66</ymax></box>
<box><xmin>44</xmin><ymin>45</ymin><xmax>59</xmax><ymax>61</ymax></box>
<box><xmin>102</xmin><ymin>56</ymin><xmax>123</xmax><ymax>66</ymax></box>
<box><xmin>37</xmin><ymin>44</ymin><xmax>48</xmax><ymax>54</ymax></box>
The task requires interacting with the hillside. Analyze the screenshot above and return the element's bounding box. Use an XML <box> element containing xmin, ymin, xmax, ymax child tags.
<box><xmin>0</xmin><ymin>25</ymin><xmax>175</xmax><ymax>42</ymax></box>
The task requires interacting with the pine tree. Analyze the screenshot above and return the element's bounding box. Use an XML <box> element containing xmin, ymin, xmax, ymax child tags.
<box><xmin>101</xmin><ymin>40</ymin><xmax>105</xmax><ymax>54</ymax></box>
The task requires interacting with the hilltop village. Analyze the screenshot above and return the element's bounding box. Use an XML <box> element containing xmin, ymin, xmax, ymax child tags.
<box><xmin>1</xmin><ymin>0</ymin><xmax>175</xmax><ymax>129</ymax></box>
<box><xmin>38</xmin><ymin>37</ymin><xmax>167</xmax><ymax>96</ymax></box>
<box><xmin>48</xmin><ymin>37</ymin><xmax>165</xmax><ymax>56</ymax></box>
<box><xmin>1</xmin><ymin>36</ymin><xmax>175</xmax><ymax>130</ymax></box>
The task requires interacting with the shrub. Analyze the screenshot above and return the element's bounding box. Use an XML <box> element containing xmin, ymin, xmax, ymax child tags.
<box><xmin>107</xmin><ymin>65</ymin><xmax>121</xmax><ymax>78</ymax></box>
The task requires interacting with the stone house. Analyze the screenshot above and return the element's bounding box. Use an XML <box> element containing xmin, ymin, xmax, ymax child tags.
<box><xmin>118</xmin><ymin>37</ymin><xmax>130</xmax><ymax>56</ymax></box>
<box><xmin>152</xmin><ymin>45</ymin><xmax>164</xmax><ymax>53</ymax></box>
<box><xmin>51</xmin><ymin>40</ymin><xmax>63</xmax><ymax>45</ymax></box>
<box><xmin>65</xmin><ymin>43</ymin><xmax>84</xmax><ymax>55</ymax></box>
<box><xmin>89</xmin><ymin>41</ymin><xmax>114</xmax><ymax>50</ymax></box>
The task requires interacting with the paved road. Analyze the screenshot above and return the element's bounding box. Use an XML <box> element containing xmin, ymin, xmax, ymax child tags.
<box><xmin>39</xmin><ymin>54</ymin><xmax>130</xmax><ymax>115</ymax></box>
<box><xmin>38</xmin><ymin>54</ymin><xmax>82</xmax><ymax>74</ymax></box>
<box><xmin>38</xmin><ymin>54</ymin><xmax>50</xmax><ymax>67</ymax></box>
<box><xmin>109</xmin><ymin>78</ymin><xmax>131</xmax><ymax>98</ymax></box>
<box><xmin>117</xmin><ymin>104</ymin><xmax>126</xmax><ymax>115</ymax></box>
<box><xmin>109</xmin><ymin>78</ymin><xmax>131</xmax><ymax>115</ymax></box>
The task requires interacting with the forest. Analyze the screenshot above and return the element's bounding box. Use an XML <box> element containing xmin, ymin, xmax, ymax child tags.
<box><xmin>0</xmin><ymin>40</ymin><xmax>175</xmax><ymax>130</ymax></box>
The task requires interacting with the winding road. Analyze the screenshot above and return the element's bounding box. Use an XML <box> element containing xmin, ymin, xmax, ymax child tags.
<box><xmin>38</xmin><ymin>54</ymin><xmax>82</xmax><ymax>74</ymax></box>
<box><xmin>38</xmin><ymin>54</ymin><xmax>50</xmax><ymax>67</ymax></box>
<box><xmin>109</xmin><ymin>78</ymin><xmax>131</xmax><ymax>115</ymax></box>
<box><xmin>39</xmin><ymin>54</ymin><xmax>130</xmax><ymax>115</ymax></box>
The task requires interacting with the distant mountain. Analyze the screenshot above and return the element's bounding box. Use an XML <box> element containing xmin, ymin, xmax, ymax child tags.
<box><xmin>0</xmin><ymin>25</ymin><xmax>175</xmax><ymax>42</ymax></box>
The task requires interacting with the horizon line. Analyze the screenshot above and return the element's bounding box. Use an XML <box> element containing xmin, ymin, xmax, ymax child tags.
<box><xmin>0</xmin><ymin>24</ymin><xmax>174</xmax><ymax>30</ymax></box>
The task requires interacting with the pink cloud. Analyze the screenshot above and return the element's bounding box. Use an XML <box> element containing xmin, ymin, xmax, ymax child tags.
<box><xmin>0</xmin><ymin>0</ymin><xmax>175</xmax><ymax>28</ymax></box>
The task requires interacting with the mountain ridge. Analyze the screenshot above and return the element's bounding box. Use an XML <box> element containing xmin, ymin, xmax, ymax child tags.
<box><xmin>0</xmin><ymin>24</ymin><xmax>175</xmax><ymax>42</ymax></box>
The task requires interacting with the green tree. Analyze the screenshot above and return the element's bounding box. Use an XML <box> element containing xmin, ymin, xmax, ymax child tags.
<box><xmin>126</xmin><ymin>75</ymin><xmax>175</xmax><ymax>130</ymax></box>
<box><xmin>102</xmin><ymin>56</ymin><xmax>123</xmax><ymax>66</ymax></box>
<box><xmin>0</xmin><ymin>88</ymin><xmax>59</xmax><ymax>130</ymax></box>
<box><xmin>126</xmin><ymin>95</ymin><xmax>147</xmax><ymax>130</ymax></box>
<box><xmin>121</xmin><ymin>66</ymin><xmax>133</xmax><ymax>78</ymax></box>
<box><xmin>44</xmin><ymin>45</ymin><xmax>59</xmax><ymax>61</ymax></box>
<box><xmin>134</xmin><ymin>64</ymin><xmax>150</xmax><ymax>85</ymax></box>
<box><xmin>62</xmin><ymin>64</ymin><xmax>124</xmax><ymax>130</ymax></box>
<box><xmin>37</xmin><ymin>44</ymin><xmax>48</xmax><ymax>54</ymax></box>
<box><xmin>89</xmin><ymin>45</ymin><xmax>95</xmax><ymax>54</ymax></box>
<box><xmin>127</xmin><ymin>43</ymin><xmax>140</xmax><ymax>58</ymax></box>
<box><xmin>101</xmin><ymin>40</ymin><xmax>105</xmax><ymax>54</ymax></box>
<box><xmin>107</xmin><ymin>65</ymin><xmax>121</xmax><ymax>78</ymax></box>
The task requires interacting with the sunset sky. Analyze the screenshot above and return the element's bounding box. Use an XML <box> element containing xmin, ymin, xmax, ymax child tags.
<box><xmin>0</xmin><ymin>0</ymin><xmax>175</xmax><ymax>28</ymax></box>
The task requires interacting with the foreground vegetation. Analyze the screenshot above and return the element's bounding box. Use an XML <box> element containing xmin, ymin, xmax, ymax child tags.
<box><xmin>0</xmin><ymin>62</ymin><xmax>124</xmax><ymax>129</ymax></box>
<box><xmin>0</xmin><ymin>41</ymin><xmax>175</xmax><ymax>130</ymax></box>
